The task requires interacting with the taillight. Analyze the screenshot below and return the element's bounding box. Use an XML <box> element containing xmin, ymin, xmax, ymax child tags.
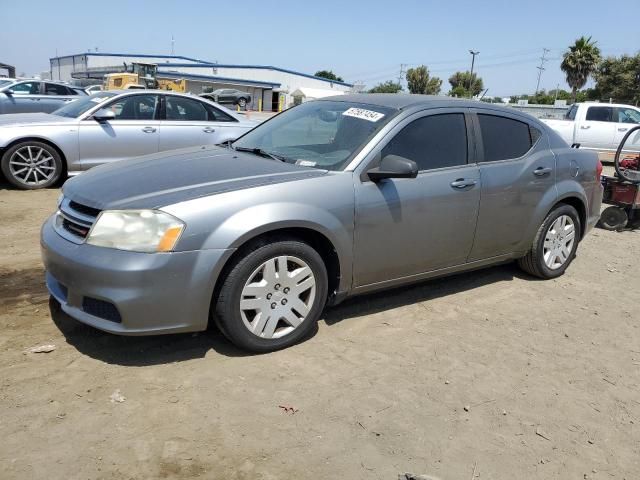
<box><xmin>596</xmin><ymin>159</ymin><xmax>603</xmax><ymax>181</ymax></box>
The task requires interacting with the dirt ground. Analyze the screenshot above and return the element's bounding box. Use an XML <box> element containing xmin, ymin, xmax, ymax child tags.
<box><xmin>1</xmin><ymin>174</ymin><xmax>639</xmax><ymax>480</ymax></box>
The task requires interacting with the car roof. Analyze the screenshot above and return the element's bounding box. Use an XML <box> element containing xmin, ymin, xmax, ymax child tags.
<box><xmin>321</xmin><ymin>93</ymin><xmax>490</xmax><ymax>110</ymax></box>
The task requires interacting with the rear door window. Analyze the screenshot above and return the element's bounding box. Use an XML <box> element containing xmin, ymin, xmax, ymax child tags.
<box><xmin>382</xmin><ymin>113</ymin><xmax>468</xmax><ymax>171</ymax></box>
<box><xmin>45</xmin><ymin>83</ymin><xmax>72</xmax><ymax>96</ymax></box>
<box><xmin>478</xmin><ymin>114</ymin><xmax>534</xmax><ymax>162</ymax></box>
<box><xmin>165</xmin><ymin>96</ymin><xmax>208</xmax><ymax>121</ymax></box>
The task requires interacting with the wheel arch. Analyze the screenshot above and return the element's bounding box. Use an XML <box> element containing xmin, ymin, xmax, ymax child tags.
<box><xmin>1</xmin><ymin>136</ymin><xmax>68</xmax><ymax>176</ymax></box>
<box><xmin>209</xmin><ymin>225</ymin><xmax>343</xmax><ymax>324</ymax></box>
<box><xmin>555</xmin><ymin>195</ymin><xmax>587</xmax><ymax>239</ymax></box>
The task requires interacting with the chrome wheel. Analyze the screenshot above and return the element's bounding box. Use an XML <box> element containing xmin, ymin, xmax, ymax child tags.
<box><xmin>239</xmin><ymin>255</ymin><xmax>316</xmax><ymax>339</ymax></box>
<box><xmin>9</xmin><ymin>145</ymin><xmax>57</xmax><ymax>186</ymax></box>
<box><xmin>543</xmin><ymin>215</ymin><xmax>576</xmax><ymax>270</ymax></box>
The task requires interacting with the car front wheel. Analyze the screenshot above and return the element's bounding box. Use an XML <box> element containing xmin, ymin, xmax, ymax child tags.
<box><xmin>215</xmin><ymin>239</ymin><xmax>328</xmax><ymax>352</ymax></box>
<box><xmin>237</xmin><ymin>98</ymin><xmax>247</xmax><ymax>108</ymax></box>
<box><xmin>518</xmin><ymin>204</ymin><xmax>581</xmax><ymax>279</ymax></box>
<box><xmin>1</xmin><ymin>141</ymin><xmax>63</xmax><ymax>190</ymax></box>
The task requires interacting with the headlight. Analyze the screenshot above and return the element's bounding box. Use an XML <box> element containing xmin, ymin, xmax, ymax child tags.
<box><xmin>86</xmin><ymin>210</ymin><xmax>185</xmax><ymax>253</ymax></box>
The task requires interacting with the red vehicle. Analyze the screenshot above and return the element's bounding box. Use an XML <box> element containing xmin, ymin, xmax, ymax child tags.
<box><xmin>598</xmin><ymin>126</ymin><xmax>640</xmax><ymax>230</ymax></box>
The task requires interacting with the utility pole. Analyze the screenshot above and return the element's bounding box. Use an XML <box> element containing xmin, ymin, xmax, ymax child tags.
<box><xmin>535</xmin><ymin>48</ymin><xmax>550</xmax><ymax>96</ymax></box>
<box><xmin>398</xmin><ymin>63</ymin><xmax>407</xmax><ymax>90</ymax></box>
<box><xmin>468</xmin><ymin>50</ymin><xmax>479</xmax><ymax>97</ymax></box>
<box><xmin>171</xmin><ymin>35</ymin><xmax>175</xmax><ymax>55</ymax></box>
<box><xmin>553</xmin><ymin>83</ymin><xmax>560</xmax><ymax>103</ymax></box>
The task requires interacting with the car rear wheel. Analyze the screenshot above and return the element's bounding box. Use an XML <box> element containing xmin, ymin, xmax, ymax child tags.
<box><xmin>237</xmin><ymin>98</ymin><xmax>247</xmax><ymax>108</ymax></box>
<box><xmin>1</xmin><ymin>141</ymin><xmax>63</xmax><ymax>190</ymax></box>
<box><xmin>215</xmin><ymin>239</ymin><xmax>328</xmax><ymax>352</ymax></box>
<box><xmin>518</xmin><ymin>204</ymin><xmax>580</xmax><ymax>279</ymax></box>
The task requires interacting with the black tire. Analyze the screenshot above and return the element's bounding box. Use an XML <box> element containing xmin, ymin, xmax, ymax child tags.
<box><xmin>1</xmin><ymin>141</ymin><xmax>63</xmax><ymax>190</ymax></box>
<box><xmin>215</xmin><ymin>238</ymin><xmax>328</xmax><ymax>352</ymax></box>
<box><xmin>597</xmin><ymin>206</ymin><xmax>628</xmax><ymax>231</ymax></box>
<box><xmin>237</xmin><ymin>97</ymin><xmax>247</xmax><ymax>108</ymax></box>
<box><xmin>518</xmin><ymin>204</ymin><xmax>581</xmax><ymax>279</ymax></box>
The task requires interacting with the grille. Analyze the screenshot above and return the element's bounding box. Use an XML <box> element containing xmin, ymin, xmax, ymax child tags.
<box><xmin>82</xmin><ymin>297</ymin><xmax>122</xmax><ymax>323</ymax></box>
<box><xmin>69</xmin><ymin>201</ymin><xmax>101</xmax><ymax>218</ymax></box>
<box><xmin>56</xmin><ymin>198</ymin><xmax>101</xmax><ymax>241</ymax></box>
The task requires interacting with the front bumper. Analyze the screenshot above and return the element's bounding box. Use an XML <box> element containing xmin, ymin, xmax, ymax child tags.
<box><xmin>41</xmin><ymin>215</ymin><xmax>233</xmax><ymax>335</ymax></box>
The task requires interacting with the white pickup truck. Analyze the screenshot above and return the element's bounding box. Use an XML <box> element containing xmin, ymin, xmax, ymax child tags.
<box><xmin>542</xmin><ymin>102</ymin><xmax>640</xmax><ymax>153</ymax></box>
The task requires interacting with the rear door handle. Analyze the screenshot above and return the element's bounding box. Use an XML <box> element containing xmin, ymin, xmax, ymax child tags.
<box><xmin>618</xmin><ymin>127</ymin><xmax>629</xmax><ymax>132</ymax></box>
<box><xmin>580</xmin><ymin>125</ymin><xmax>591</xmax><ymax>129</ymax></box>
<box><xmin>533</xmin><ymin>167</ymin><xmax>552</xmax><ymax>176</ymax></box>
<box><xmin>450</xmin><ymin>178</ymin><xmax>477</xmax><ymax>189</ymax></box>
<box><xmin>203</xmin><ymin>127</ymin><xmax>216</xmax><ymax>133</ymax></box>
<box><xmin>142</xmin><ymin>127</ymin><xmax>156</xmax><ymax>133</ymax></box>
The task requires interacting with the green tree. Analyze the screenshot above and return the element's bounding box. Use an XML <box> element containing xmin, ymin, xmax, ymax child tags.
<box><xmin>314</xmin><ymin>70</ymin><xmax>344</xmax><ymax>82</ymax></box>
<box><xmin>560</xmin><ymin>36</ymin><xmax>601</xmax><ymax>103</ymax></box>
<box><xmin>448</xmin><ymin>71</ymin><xmax>483</xmax><ymax>97</ymax></box>
<box><xmin>368</xmin><ymin>80</ymin><xmax>403</xmax><ymax>93</ymax></box>
<box><xmin>593</xmin><ymin>54</ymin><xmax>640</xmax><ymax>104</ymax></box>
<box><xmin>405</xmin><ymin>65</ymin><xmax>442</xmax><ymax>95</ymax></box>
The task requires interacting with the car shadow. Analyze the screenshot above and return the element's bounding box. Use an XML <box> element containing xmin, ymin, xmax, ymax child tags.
<box><xmin>49</xmin><ymin>262</ymin><xmax>528</xmax><ymax>366</ymax></box>
<box><xmin>323</xmin><ymin>262</ymin><xmax>526</xmax><ymax>325</ymax></box>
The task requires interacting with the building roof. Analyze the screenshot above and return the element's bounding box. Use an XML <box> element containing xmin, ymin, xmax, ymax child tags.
<box><xmin>49</xmin><ymin>53</ymin><xmax>354</xmax><ymax>88</ymax></box>
<box><xmin>158</xmin><ymin>70</ymin><xmax>280</xmax><ymax>89</ymax></box>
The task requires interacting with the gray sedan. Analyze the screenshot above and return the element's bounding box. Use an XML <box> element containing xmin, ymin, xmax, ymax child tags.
<box><xmin>0</xmin><ymin>90</ymin><xmax>257</xmax><ymax>189</ymax></box>
<box><xmin>41</xmin><ymin>95</ymin><xmax>603</xmax><ymax>352</ymax></box>
<box><xmin>0</xmin><ymin>79</ymin><xmax>87</xmax><ymax>114</ymax></box>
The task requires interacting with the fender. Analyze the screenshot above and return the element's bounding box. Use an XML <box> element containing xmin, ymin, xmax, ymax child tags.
<box><xmin>204</xmin><ymin>202</ymin><xmax>354</xmax><ymax>294</ymax></box>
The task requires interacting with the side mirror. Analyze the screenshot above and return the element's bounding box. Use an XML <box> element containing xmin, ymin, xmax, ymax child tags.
<box><xmin>3</xmin><ymin>89</ymin><xmax>13</xmax><ymax>96</ymax></box>
<box><xmin>367</xmin><ymin>155</ymin><xmax>418</xmax><ymax>182</ymax></box>
<box><xmin>92</xmin><ymin>108</ymin><xmax>116</xmax><ymax>122</ymax></box>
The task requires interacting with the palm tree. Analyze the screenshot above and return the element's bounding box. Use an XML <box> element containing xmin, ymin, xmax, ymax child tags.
<box><xmin>561</xmin><ymin>36</ymin><xmax>601</xmax><ymax>103</ymax></box>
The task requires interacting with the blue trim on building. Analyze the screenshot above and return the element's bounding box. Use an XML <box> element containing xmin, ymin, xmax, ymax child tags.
<box><xmin>159</xmin><ymin>71</ymin><xmax>280</xmax><ymax>88</ymax></box>
<box><xmin>49</xmin><ymin>52</ymin><xmax>354</xmax><ymax>87</ymax></box>
<box><xmin>49</xmin><ymin>52</ymin><xmax>207</xmax><ymax>63</ymax></box>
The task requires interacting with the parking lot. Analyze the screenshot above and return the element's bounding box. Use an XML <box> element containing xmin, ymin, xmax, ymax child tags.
<box><xmin>1</xmin><ymin>174</ymin><xmax>639</xmax><ymax>479</ymax></box>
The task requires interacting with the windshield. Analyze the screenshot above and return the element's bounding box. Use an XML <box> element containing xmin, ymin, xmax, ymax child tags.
<box><xmin>51</xmin><ymin>92</ymin><xmax>116</xmax><ymax>118</ymax></box>
<box><xmin>233</xmin><ymin>100</ymin><xmax>396</xmax><ymax>171</ymax></box>
<box><xmin>0</xmin><ymin>79</ymin><xmax>12</xmax><ymax>88</ymax></box>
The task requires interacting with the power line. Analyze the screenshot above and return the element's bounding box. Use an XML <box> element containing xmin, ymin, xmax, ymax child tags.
<box><xmin>535</xmin><ymin>48</ymin><xmax>550</xmax><ymax>95</ymax></box>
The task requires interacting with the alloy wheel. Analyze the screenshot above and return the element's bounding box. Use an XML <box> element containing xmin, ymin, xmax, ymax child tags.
<box><xmin>9</xmin><ymin>146</ymin><xmax>57</xmax><ymax>186</ymax></box>
<box><xmin>239</xmin><ymin>255</ymin><xmax>316</xmax><ymax>339</ymax></box>
<box><xmin>543</xmin><ymin>214</ymin><xmax>576</xmax><ymax>270</ymax></box>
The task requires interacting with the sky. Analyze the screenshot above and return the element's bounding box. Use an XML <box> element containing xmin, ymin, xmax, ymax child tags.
<box><xmin>1</xmin><ymin>0</ymin><xmax>638</xmax><ymax>97</ymax></box>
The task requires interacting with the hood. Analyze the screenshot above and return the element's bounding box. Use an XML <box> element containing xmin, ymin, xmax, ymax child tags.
<box><xmin>0</xmin><ymin>112</ymin><xmax>75</xmax><ymax>127</ymax></box>
<box><xmin>63</xmin><ymin>145</ymin><xmax>328</xmax><ymax>210</ymax></box>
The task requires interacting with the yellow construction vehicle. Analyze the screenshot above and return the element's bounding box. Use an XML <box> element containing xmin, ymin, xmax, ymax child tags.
<box><xmin>157</xmin><ymin>78</ymin><xmax>187</xmax><ymax>92</ymax></box>
<box><xmin>103</xmin><ymin>62</ymin><xmax>159</xmax><ymax>91</ymax></box>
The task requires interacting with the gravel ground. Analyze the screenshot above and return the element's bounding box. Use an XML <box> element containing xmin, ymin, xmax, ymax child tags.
<box><xmin>0</xmin><ymin>178</ymin><xmax>639</xmax><ymax>480</ymax></box>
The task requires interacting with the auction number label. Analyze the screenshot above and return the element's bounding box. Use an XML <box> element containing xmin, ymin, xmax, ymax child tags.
<box><xmin>342</xmin><ymin>108</ymin><xmax>385</xmax><ymax>122</ymax></box>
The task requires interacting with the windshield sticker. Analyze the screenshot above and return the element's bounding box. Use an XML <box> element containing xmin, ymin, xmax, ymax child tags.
<box><xmin>342</xmin><ymin>107</ymin><xmax>385</xmax><ymax>122</ymax></box>
<box><xmin>296</xmin><ymin>160</ymin><xmax>317</xmax><ymax>167</ymax></box>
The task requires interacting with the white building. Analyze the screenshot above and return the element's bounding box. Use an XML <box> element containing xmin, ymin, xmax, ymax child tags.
<box><xmin>50</xmin><ymin>52</ymin><xmax>353</xmax><ymax>111</ymax></box>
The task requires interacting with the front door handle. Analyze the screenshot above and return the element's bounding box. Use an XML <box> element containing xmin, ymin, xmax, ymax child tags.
<box><xmin>580</xmin><ymin>125</ymin><xmax>591</xmax><ymax>129</ymax></box>
<box><xmin>141</xmin><ymin>126</ymin><xmax>156</xmax><ymax>133</ymax></box>
<box><xmin>202</xmin><ymin>127</ymin><xmax>216</xmax><ymax>133</ymax></box>
<box><xmin>450</xmin><ymin>178</ymin><xmax>477</xmax><ymax>189</ymax></box>
<box><xmin>533</xmin><ymin>167</ymin><xmax>553</xmax><ymax>176</ymax></box>
<box><xmin>618</xmin><ymin>127</ymin><xmax>629</xmax><ymax>132</ymax></box>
